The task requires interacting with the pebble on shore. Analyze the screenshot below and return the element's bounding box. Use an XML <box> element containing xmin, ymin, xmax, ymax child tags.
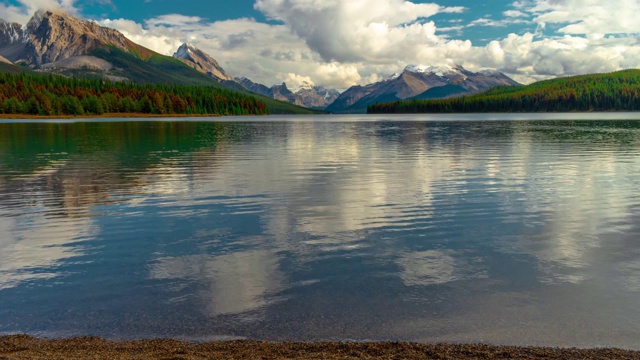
<box><xmin>2</xmin><ymin>335</ymin><xmax>640</xmax><ymax>360</ymax></box>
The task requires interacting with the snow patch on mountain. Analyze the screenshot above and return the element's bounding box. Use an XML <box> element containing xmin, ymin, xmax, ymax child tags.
<box><xmin>404</xmin><ymin>64</ymin><xmax>456</xmax><ymax>76</ymax></box>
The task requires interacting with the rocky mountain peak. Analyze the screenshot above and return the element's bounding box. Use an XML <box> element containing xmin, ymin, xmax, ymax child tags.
<box><xmin>26</xmin><ymin>9</ymin><xmax>47</xmax><ymax>33</ymax></box>
<box><xmin>172</xmin><ymin>42</ymin><xmax>233</xmax><ymax>81</ymax></box>
<box><xmin>0</xmin><ymin>9</ymin><xmax>151</xmax><ymax>66</ymax></box>
<box><xmin>174</xmin><ymin>42</ymin><xmax>194</xmax><ymax>58</ymax></box>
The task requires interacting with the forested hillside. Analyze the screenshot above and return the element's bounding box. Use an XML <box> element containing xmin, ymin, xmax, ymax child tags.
<box><xmin>368</xmin><ymin>70</ymin><xmax>640</xmax><ymax>113</ymax></box>
<box><xmin>0</xmin><ymin>71</ymin><xmax>269</xmax><ymax>116</ymax></box>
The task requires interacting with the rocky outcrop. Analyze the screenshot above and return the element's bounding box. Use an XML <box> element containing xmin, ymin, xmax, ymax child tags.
<box><xmin>172</xmin><ymin>43</ymin><xmax>234</xmax><ymax>82</ymax></box>
<box><xmin>40</xmin><ymin>55</ymin><xmax>113</xmax><ymax>71</ymax></box>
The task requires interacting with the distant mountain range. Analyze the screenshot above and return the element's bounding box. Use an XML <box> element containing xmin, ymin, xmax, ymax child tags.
<box><xmin>0</xmin><ymin>9</ymin><xmax>523</xmax><ymax>114</ymax></box>
<box><xmin>236</xmin><ymin>77</ymin><xmax>340</xmax><ymax>110</ymax></box>
<box><xmin>327</xmin><ymin>65</ymin><xmax>521</xmax><ymax>113</ymax></box>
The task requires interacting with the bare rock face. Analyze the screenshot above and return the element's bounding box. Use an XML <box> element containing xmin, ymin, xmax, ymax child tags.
<box><xmin>0</xmin><ymin>19</ymin><xmax>28</xmax><ymax>61</ymax></box>
<box><xmin>270</xmin><ymin>83</ymin><xmax>303</xmax><ymax>106</ymax></box>
<box><xmin>236</xmin><ymin>77</ymin><xmax>341</xmax><ymax>109</ymax></box>
<box><xmin>40</xmin><ymin>55</ymin><xmax>113</xmax><ymax>71</ymax></box>
<box><xmin>294</xmin><ymin>83</ymin><xmax>340</xmax><ymax>109</ymax></box>
<box><xmin>173</xmin><ymin>43</ymin><xmax>234</xmax><ymax>82</ymax></box>
<box><xmin>25</xmin><ymin>10</ymin><xmax>143</xmax><ymax>65</ymax></box>
<box><xmin>0</xmin><ymin>10</ymin><xmax>152</xmax><ymax>66</ymax></box>
<box><xmin>0</xmin><ymin>19</ymin><xmax>25</xmax><ymax>44</ymax></box>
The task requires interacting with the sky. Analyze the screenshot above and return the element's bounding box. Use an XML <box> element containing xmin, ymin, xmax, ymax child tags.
<box><xmin>1</xmin><ymin>0</ymin><xmax>640</xmax><ymax>89</ymax></box>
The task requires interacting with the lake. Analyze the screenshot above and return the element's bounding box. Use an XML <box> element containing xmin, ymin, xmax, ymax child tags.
<box><xmin>1</xmin><ymin>114</ymin><xmax>640</xmax><ymax>348</ymax></box>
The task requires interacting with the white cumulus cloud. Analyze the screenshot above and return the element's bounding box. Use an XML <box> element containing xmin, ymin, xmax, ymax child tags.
<box><xmin>5</xmin><ymin>0</ymin><xmax>640</xmax><ymax>88</ymax></box>
<box><xmin>254</xmin><ymin>0</ymin><xmax>464</xmax><ymax>63</ymax></box>
<box><xmin>528</xmin><ymin>0</ymin><xmax>640</xmax><ymax>35</ymax></box>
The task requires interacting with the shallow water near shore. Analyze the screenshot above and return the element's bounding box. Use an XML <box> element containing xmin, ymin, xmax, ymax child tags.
<box><xmin>1</xmin><ymin>114</ymin><xmax>640</xmax><ymax>348</ymax></box>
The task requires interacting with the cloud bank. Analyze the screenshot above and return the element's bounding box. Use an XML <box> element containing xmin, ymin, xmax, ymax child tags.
<box><xmin>4</xmin><ymin>0</ymin><xmax>640</xmax><ymax>88</ymax></box>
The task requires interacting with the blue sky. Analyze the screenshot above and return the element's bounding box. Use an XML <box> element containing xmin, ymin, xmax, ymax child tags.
<box><xmin>68</xmin><ymin>0</ymin><xmax>536</xmax><ymax>45</ymax></box>
<box><xmin>1</xmin><ymin>0</ymin><xmax>639</xmax><ymax>89</ymax></box>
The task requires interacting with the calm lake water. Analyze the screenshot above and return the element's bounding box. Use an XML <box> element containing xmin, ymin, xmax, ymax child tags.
<box><xmin>2</xmin><ymin>114</ymin><xmax>640</xmax><ymax>348</ymax></box>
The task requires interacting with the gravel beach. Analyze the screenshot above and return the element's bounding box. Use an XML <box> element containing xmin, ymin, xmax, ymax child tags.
<box><xmin>2</xmin><ymin>335</ymin><xmax>640</xmax><ymax>359</ymax></box>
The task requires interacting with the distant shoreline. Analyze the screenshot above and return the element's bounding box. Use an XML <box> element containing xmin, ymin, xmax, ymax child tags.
<box><xmin>0</xmin><ymin>113</ymin><xmax>223</xmax><ymax>120</ymax></box>
<box><xmin>1</xmin><ymin>335</ymin><xmax>639</xmax><ymax>359</ymax></box>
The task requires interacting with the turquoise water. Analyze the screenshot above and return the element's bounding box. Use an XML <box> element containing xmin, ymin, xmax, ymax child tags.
<box><xmin>1</xmin><ymin>114</ymin><xmax>640</xmax><ymax>347</ymax></box>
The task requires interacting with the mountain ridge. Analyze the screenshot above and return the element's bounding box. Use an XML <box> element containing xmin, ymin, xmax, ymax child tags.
<box><xmin>236</xmin><ymin>77</ymin><xmax>339</xmax><ymax>109</ymax></box>
<box><xmin>327</xmin><ymin>65</ymin><xmax>520</xmax><ymax>113</ymax></box>
<box><xmin>172</xmin><ymin>43</ymin><xmax>234</xmax><ymax>82</ymax></box>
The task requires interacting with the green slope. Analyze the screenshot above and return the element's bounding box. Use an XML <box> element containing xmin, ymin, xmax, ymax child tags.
<box><xmin>252</xmin><ymin>94</ymin><xmax>321</xmax><ymax>114</ymax></box>
<box><xmin>0</xmin><ymin>62</ymin><xmax>29</xmax><ymax>74</ymax></box>
<box><xmin>409</xmin><ymin>84</ymin><xmax>467</xmax><ymax>100</ymax></box>
<box><xmin>327</xmin><ymin>92</ymin><xmax>401</xmax><ymax>114</ymax></box>
<box><xmin>97</xmin><ymin>48</ymin><xmax>319</xmax><ymax>114</ymax></box>
<box><xmin>369</xmin><ymin>69</ymin><xmax>640</xmax><ymax>113</ymax></box>
<box><xmin>0</xmin><ymin>46</ymin><xmax>319</xmax><ymax>115</ymax></box>
<box><xmin>92</xmin><ymin>47</ymin><xmax>226</xmax><ymax>87</ymax></box>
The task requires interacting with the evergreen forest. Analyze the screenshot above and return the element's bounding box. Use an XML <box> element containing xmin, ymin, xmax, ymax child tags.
<box><xmin>0</xmin><ymin>71</ymin><xmax>269</xmax><ymax>116</ymax></box>
<box><xmin>368</xmin><ymin>70</ymin><xmax>640</xmax><ymax>114</ymax></box>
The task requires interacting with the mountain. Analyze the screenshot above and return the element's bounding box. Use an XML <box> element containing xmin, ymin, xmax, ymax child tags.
<box><xmin>368</xmin><ymin>69</ymin><xmax>640</xmax><ymax>113</ymax></box>
<box><xmin>0</xmin><ymin>9</ymin><xmax>226</xmax><ymax>86</ymax></box>
<box><xmin>236</xmin><ymin>77</ymin><xmax>272</xmax><ymax>97</ymax></box>
<box><xmin>327</xmin><ymin>65</ymin><xmax>520</xmax><ymax>113</ymax></box>
<box><xmin>236</xmin><ymin>77</ymin><xmax>340</xmax><ymax>109</ymax></box>
<box><xmin>0</xmin><ymin>9</ymin><xmax>155</xmax><ymax>66</ymax></box>
<box><xmin>0</xmin><ymin>10</ymin><xmax>318</xmax><ymax>115</ymax></box>
<box><xmin>172</xmin><ymin>43</ymin><xmax>234</xmax><ymax>82</ymax></box>
<box><xmin>295</xmin><ymin>82</ymin><xmax>341</xmax><ymax>109</ymax></box>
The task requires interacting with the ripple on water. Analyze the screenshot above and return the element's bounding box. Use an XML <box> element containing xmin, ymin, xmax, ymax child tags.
<box><xmin>1</xmin><ymin>118</ymin><xmax>640</xmax><ymax>347</ymax></box>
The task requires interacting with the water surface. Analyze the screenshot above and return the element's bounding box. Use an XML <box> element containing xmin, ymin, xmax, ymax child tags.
<box><xmin>1</xmin><ymin>114</ymin><xmax>640</xmax><ymax>348</ymax></box>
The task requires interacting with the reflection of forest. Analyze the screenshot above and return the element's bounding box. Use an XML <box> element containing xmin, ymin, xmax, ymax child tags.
<box><xmin>0</xmin><ymin>121</ymin><xmax>243</xmax><ymax>290</ymax></box>
<box><xmin>1</xmin><ymin>120</ymin><xmax>640</xmax><ymax>315</ymax></box>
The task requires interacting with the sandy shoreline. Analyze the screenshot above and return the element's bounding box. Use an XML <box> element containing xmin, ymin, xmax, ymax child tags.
<box><xmin>2</xmin><ymin>335</ymin><xmax>639</xmax><ymax>359</ymax></box>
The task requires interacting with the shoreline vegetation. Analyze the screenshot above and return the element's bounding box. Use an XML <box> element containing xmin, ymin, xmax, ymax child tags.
<box><xmin>2</xmin><ymin>336</ymin><xmax>640</xmax><ymax>360</ymax></box>
<box><xmin>368</xmin><ymin>69</ymin><xmax>640</xmax><ymax>114</ymax></box>
<box><xmin>0</xmin><ymin>71</ymin><xmax>269</xmax><ymax>117</ymax></box>
<box><xmin>0</xmin><ymin>112</ymin><xmax>222</xmax><ymax>119</ymax></box>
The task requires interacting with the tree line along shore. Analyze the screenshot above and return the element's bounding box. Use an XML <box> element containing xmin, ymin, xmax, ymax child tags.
<box><xmin>368</xmin><ymin>69</ymin><xmax>640</xmax><ymax>114</ymax></box>
<box><xmin>0</xmin><ymin>72</ymin><xmax>269</xmax><ymax>117</ymax></box>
